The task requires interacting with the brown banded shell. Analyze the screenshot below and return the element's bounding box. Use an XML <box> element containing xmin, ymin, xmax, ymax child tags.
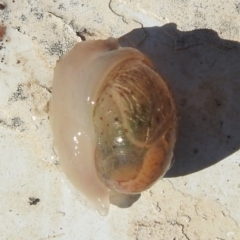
<box><xmin>93</xmin><ymin>48</ymin><xmax>177</xmax><ymax>194</ymax></box>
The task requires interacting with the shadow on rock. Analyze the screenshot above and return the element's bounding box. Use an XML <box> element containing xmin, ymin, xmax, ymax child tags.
<box><xmin>110</xmin><ymin>191</ymin><xmax>141</xmax><ymax>208</ymax></box>
<box><xmin>119</xmin><ymin>23</ymin><xmax>240</xmax><ymax>177</ymax></box>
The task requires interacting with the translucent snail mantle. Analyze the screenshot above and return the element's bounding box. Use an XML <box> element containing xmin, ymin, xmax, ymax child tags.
<box><xmin>49</xmin><ymin>38</ymin><xmax>177</xmax><ymax>215</ymax></box>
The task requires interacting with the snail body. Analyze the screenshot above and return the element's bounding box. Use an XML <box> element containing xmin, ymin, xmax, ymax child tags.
<box><xmin>49</xmin><ymin>38</ymin><xmax>177</xmax><ymax>215</ymax></box>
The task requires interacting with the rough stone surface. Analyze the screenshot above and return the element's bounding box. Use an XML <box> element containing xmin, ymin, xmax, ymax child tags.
<box><xmin>0</xmin><ymin>1</ymin><xmax>240</xmax><ymax>239</ymax></box>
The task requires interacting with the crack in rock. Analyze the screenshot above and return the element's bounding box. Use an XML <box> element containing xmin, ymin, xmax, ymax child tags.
<box><xmin>108</xmin><ymin>0</ymin><xmax>128</xmax><ymax>24</ymax></box>
<box><xmin>47</xmin><ymin>11</ymin><xmax>63</xmax><ymax>20</ymax></box>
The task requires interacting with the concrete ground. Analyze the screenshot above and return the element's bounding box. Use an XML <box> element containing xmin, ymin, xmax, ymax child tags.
<box><xmin>0</xmin><ymin>0</ymin><xmax>240</xmax><ymax>239</ymax></box>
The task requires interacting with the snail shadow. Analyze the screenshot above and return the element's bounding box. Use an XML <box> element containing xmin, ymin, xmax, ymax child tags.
<box><xmin>119</xmin><ymin>23</ymin><xmax>240</xmax><ymax>178</ymax></box>
<box><xmin>110</xmin><ymin>191</ymin><xmax>141</xmax><ymax>208</ymax></box>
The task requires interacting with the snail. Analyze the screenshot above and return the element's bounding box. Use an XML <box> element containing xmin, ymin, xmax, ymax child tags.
<box><xmin>49</xmin><ymin>38</ymin><xmax>177</xmax><ymax>215</ymax></box>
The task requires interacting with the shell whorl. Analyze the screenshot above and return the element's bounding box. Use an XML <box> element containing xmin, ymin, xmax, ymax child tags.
<box><xmin>93</xmin><ymin>56</ymin><xmax>177</xmax><ymax>193</ymax></box>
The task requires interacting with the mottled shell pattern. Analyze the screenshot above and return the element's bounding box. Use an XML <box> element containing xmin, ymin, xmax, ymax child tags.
<box><xmin>93</xmin><ymin>49</ymin><xmax>177</xmax><ymax>194</ymax></box>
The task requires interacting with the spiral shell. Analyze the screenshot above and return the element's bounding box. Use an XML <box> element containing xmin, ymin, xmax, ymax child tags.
<box><xmin>94</xmin><ymin>55</ymin><xmax>177</xmax><ymax>194</ymax></box>
<box><xmin>49</xmin><ymin>38</ymin><xmax>177</xmax><ymax>215</ymax></box>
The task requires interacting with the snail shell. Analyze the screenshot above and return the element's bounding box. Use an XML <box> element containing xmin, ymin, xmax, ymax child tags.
<box><xmin>49</xmin><ymin>38</ymin><xmax>177</xmax><ymax>215</ymax></box>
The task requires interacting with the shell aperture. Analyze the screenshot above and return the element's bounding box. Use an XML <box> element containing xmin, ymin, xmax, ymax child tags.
<box><xmin>49</xmin><ymin>38</ymin><xmax>177</xmax><ymax>215</ymax></box>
